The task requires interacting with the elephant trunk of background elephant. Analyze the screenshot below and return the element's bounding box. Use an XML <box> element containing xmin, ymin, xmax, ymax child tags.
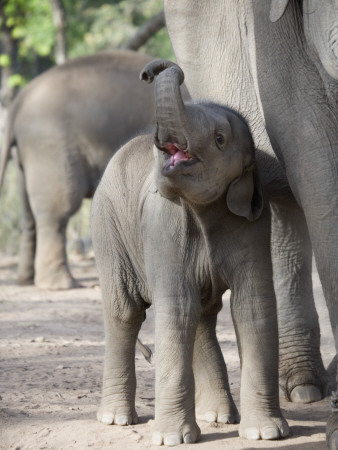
<box><xmin>140</xmin><ymin>60</ymin><xmax>188</xmax><ymax>149</ymax></box>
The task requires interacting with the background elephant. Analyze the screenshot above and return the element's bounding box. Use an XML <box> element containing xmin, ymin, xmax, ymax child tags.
<box><xmin>92</xmin><ymin>60</ymin><xmax>288</xmax><ymax>445</ymax></box>
<box><xmin>0</xmin><ymin>50</ymin><xmax>155</xmax><ymax>290</ymax></box>
<box><xmin>164</xmin><ymin>0</ymin><xmax>338</xmax><ymax>447</ymax></box>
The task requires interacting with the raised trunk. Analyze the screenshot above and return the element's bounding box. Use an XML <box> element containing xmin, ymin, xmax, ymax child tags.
<box><xmin>141</xmin><ymin>60</ymin><xmax>188</xmax><ymax>148</ymax></box>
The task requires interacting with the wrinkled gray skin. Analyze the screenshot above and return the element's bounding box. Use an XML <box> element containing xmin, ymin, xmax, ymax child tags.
<box><xmin>164</xmin><ymin>0</ymin><xmax>338</xmax><ymax>447</ymax></box>
<box><xmin>91</xmin><ymin>60</ymin><xmax>289</xmax><ymax>446</ymax></box>
<box><xmin>0</xmin><ymin>50</ymin><xmax>155</xmax><ymax>290</ymax></box>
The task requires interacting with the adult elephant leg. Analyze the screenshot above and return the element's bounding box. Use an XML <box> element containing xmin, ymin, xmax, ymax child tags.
<box><xmin>250</xmin><ymin>1</ymin><xmax>338</xmax><ymax>443</ymax></box>
<box><xmin>24</xmin><ymin>149</ymin><xmax>87</xmax><ymax>290</ymax></box>
<box><xmin>328</xmin><ymin>355</ymin><xmax>338</xmax><ymax>391</ymax></box>
<box><xmin>309</xmin><ymin>215</ymin><xmax>338</xmax><ymax>448</ymax></box>
<box><xmin>17</xmin><ymin>167</ymin><xmax>36</xmax><ymax>285</ymax></box>
<box><xmin>193</xmin><ymin>313</ymin><xmax>239</xmax><ymax>424</ymax></box>
<box><xmin>28</xmin><ymin>191</ymin><xmax>81</xmax><ymax>290</ymax></box>
<box><xmin>34</xmin><ymin>216</ymin><xmax>76</xmax><ymax>290</ymax></box>
<box><xmin>270</xmin><ymin>192</ymin><xmax>327</xmax><ymax>403</ymax></box>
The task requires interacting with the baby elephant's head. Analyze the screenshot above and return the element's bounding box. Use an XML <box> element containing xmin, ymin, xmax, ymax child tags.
<box><xmin>140</xmin><ymin>60</ymin><xmax>263</xmax><ymax>222</ymax></box>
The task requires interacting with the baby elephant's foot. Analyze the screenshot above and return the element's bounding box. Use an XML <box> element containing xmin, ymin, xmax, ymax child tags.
<box><xmin>152</xmin><ymin>419</ymin><xmax>201</xmax><ymax>446</ymax></box>
<box><xmin>239</xmin><ymin>412</ymin><xmax>289</xmax><ymax>440</ymax></box>
<box><xmin>196</xmin><ymin>390</ymin><xmax>239</xmax><ymax>424</ymax></box>
<box><xmin>97</xmin><ymin>402</ymin><xmax>138</xmax><ymax>426</ymax></box>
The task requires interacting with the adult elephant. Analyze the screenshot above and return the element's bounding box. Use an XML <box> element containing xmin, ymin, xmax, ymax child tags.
<box><xmin>0</xmin><ymin>50</ymin><xmax>155</xmax><ymax>290</ymax></box>
<box><xmin>164</xmin><ymin>0</ymin><xmax>338</xmax><ymax>447</ymax></box>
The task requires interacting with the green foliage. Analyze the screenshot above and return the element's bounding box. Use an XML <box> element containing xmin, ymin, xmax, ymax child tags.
<box><xmin>0</xmin><ymin>54</ymin><xmax>11</xmax><ymax>67</ymax></box>
<box><xmin>143</xmin><ymin>27</ymin><xmax>175</xmax><ymax>61</ymax></box>
<box><xmin>4</xmin><ymin>0</ymin><xmax>55</xmax><ymax>58</ymax></box>
<box><xmin>8</xmin><ymin>73</ymin><xmax>26</xmax><ymax>88</ymax></box>
<box><xmin>1</xmin><ymin>0</ymin><xmax>173</xmax><ymax>83</ymax></box>
<box><xmin>64</xmin><ymin>0</ymin><xmax>174</xmax><ymax>60</ymax></box>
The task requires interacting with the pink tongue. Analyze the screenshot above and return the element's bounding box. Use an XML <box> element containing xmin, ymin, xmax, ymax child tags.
<box><xmin>171</xmin><ymin>150</ymin><xmax>189</xmax><ymax>166</ymax></box>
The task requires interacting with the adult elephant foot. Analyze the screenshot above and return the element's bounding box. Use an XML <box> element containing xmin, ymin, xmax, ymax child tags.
<box><xmin>327</xmin><ymin>411</ymin><xmax>338</xmax><ymax>450</ymax></box>
<box><xmin>195</xmin><ymin>388</ymin><xmax>239</xmax><ymax>424</ymax></box>
<box><xmin>328</xmin><ymin>356</ymin><xmax>338</xmax><ymax>391</ymax></box>
<box><xmin>329</xmin><ymin>431</ymin><xmax>338</xmax><ymax>450</ymax></box>
<box><xmin>17</xmin><ymin>243</ymin><xmax>35</xmax><ymax>286</ymax></box>
<box><xmin>279</xmin><ymin>365</ymin><xmax>327</xmax><ymax>404</ymax></box>
<box><xmin>289</xmin><ymin>385</ymin><xmax>322</xmax><ymax>404</ymax></box>
<box><xmin>279</xmin><ymin>331</ymin><xmax>327</xmax><ymax>404</ymax></box>
<box><xmin>17</xmin><ymin>275</ymin><xmax>34</xmax><ymax>286</ymax></box>
<box><xmin>152</xmin><ymin>417</ymin><xmax>201</xmax><ymax>446</ymax></box>
<box><xmin>33</xmin><ymin>217</ymin><xmax>79</xmax><ymax>289</ymax></box>
<box><xmin>97</xmin><ymin>402</ymin><xmax>138</xmax><ymax>426</ymax></box>
<box><xmin>35</xmin><ymin>267</ymin><xmax>78</xmax><ymax>290</ymax></box>
<box><xmin>239</xmin><ymin>411</ymin><xmax>289</xmax><ymax>441</ymax></box>
<box><xmin>327</xmin><ymin>362</ymin><xmax>338</xmax><ymax>449</ymax></box>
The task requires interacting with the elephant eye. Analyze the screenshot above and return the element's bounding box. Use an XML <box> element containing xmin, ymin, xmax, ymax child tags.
<box><xmin>215</xmin><ymin>133</ymin><xmax>225</xmax><ymax>147</ymax></box>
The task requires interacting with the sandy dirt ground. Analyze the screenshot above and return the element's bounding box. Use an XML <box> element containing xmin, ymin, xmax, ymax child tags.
<box><xmin>0</xmin><ymin>254</ymin><xmax>335</xmax><ymax>450</ymax></box>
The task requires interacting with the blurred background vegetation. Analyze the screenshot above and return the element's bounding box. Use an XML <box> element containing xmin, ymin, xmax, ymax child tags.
<box><xmin>0</xmin><ymin>0</ymin><xmax>174</xmax><ymax>257</ymax></box>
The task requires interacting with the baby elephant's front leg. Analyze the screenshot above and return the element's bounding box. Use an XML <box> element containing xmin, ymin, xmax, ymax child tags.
<box><xmin>98</xmin><ymin>317</ymin><xmax>143</xmax><ymax>426</ymax></box>
<box><xmin>152</xmin><ymin>296</ymin><xmax>201</xmax><ymax>446</ymax></box>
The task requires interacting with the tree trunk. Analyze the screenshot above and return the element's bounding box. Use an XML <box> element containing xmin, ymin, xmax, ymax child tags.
<box><xmin>50</xmin><ymin>0</ymin><xmax>67</xmax><ymax>64</ymax></box>
<box><xmin>122</xmin><ymin>10</ymin><xmax>165</xmax><ymax>51</ymax></box>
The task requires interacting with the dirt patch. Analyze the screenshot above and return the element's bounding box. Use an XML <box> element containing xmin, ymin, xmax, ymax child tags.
<box><xmin>0</xmin><ymin>255</ymin><xmax>335</xmax><ymax>449</ymax></box>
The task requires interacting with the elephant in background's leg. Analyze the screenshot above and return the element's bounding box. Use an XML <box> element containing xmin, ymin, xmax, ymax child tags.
<box><xmin>23</xmin><ymin>151</ymin><xmax>86</xmax><ymax>289</ymax></box>
<box><xmin>16</xmin><ymin>166</ymin><xmax>36</xmax><ymax>284</ymax></box>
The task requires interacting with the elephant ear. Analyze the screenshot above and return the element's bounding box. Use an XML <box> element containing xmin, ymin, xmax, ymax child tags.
<box><xmin>226</xmin><ymin>166</ymin><xmax>264</xmax><ymax>222</ymax></box>
<box><xmin>270</xmin><ymin>0</ymin><xmax>289</xmax><ymax>22</ymax></box>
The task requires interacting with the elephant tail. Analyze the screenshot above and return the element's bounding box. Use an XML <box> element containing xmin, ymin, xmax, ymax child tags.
<box><xmin>136</xmin><ymin>338</ymin><xmax>153</xmax><ymax>363</ymax></box>
<box><xmin>0</xmin><ymin>107</ymin><xmax>16</xmax><ymax>193</ymax></box>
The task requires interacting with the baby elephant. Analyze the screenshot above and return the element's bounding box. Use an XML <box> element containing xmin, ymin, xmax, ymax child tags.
<box><xmin>91</xmin><ymin>60</ymin><xmax>289</xmax><ymax>446</ymax></box>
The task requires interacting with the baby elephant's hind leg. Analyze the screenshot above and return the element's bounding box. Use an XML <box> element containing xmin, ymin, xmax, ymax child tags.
<box><xmin>193</xmin><ymin>313</ymin><xmax>239</xmax><ymax>424</ymax></box>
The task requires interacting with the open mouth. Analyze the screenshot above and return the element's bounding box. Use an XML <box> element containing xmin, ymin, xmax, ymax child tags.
<box><xmin>157</xmin><ymin>142</ymin><xmax>195</xmax><ymax>169</ymax></box>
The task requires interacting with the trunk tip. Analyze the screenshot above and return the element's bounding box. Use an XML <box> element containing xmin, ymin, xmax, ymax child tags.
<box><xmin>140</xmin><ymin>59</ymin><xmax>185</xmax><ymax>86</ymax></box>
<box><xmin>139</xmin><ymin>68</ymin><xmax>154</xmax><ymax>84</ymax></box>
